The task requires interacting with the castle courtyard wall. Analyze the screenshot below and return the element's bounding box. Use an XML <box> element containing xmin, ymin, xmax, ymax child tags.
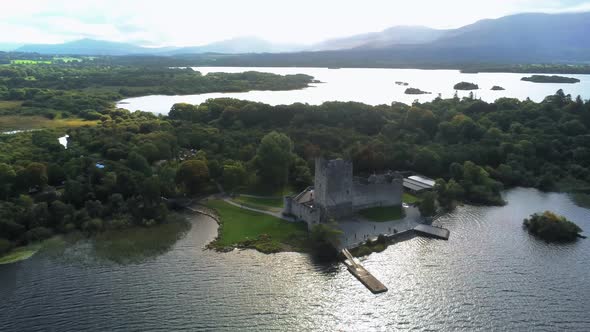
<box><xmin>352</xmin><ymin>180</ymin><xmax>403</xmax><ymax>211</ymax></box>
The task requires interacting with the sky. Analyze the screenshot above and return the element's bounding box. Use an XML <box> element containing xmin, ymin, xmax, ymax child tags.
<box><xmin>1</xmin><ymin>0</ymin><xmax>590</xmax><ymax>47</ymax></box>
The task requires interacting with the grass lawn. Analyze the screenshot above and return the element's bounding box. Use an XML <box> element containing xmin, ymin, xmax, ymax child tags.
<box><xmin>238</xmin><ymin>184</ymin><xmax>296</xmax><ymax>197</ymax></box>
<box><xmin>358</xmin><ymin>205</ymin><xmax>405</xmax><ymax>222</ymax></box>
<box><xmin>0</xmin><ymin>116</ymin><xmax>98</xmax><ymax>131</ymax></box>
<box><xmin>205</xmin><ymin>200</ymin><xmax>308</xmax><ymax>252</ymax></box>
<box><xmin>403</xmin><ymin>193</ymin><xmax>420</xmax><ymax>204</ymax></box>
<box><xmin>0</xmin><ymin>244</ymin><xmax>41</xmax><ymax>265</ymax></box>
<box><xmin>232</xmin><ymin>195</ymin><xmax>284</xmax><ymax>211</ymax></box>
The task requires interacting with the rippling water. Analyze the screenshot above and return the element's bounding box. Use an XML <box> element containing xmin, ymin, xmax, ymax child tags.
<box><xmin>117</xmin><ymin>67</ymin><xmax>590</xmax><ymax>114</ymax></box>
<box><xmin>1</xmin><ymin>188</ymin><xmax>589</xmax><ymax>331</ymax></box>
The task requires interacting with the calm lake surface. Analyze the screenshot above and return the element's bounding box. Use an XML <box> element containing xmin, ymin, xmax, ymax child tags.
<box><xmin>1</xmin><ymin>188</ymin><xmax>589</xmax><ymax>331</ymax></box>
<box><xmin>117</xmin><ymin>67</ymin><xmax>590</xmax><ymax>114</ymax></box>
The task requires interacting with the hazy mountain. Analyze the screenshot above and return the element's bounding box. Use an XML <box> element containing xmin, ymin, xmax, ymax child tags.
<box><xmin>189</xmin><ymin>11</ymin><xmax>590</xmax><ymax>66</ymax></box>
<box><xmin>309</xmin><ymin>26</ymin><xmax>448</xmax><ymax>51</ymax></box>
<box><xmin>14</xmin><ymin>12</ymin><xmax>590</xmax><ymax>63</ymax></box>
<box><xmin>0</xmin><ymin>43</ymin><xmax>23</xmax><ymax>52</ymax></box>
<box><xmin>413</xmin><ymin>12</ymin><xmax>590</xmax><ymax>63</ymax></box>
<box><xmin>170</xmin><ymin>37</ymin><xmax>303</xmax><ymax>54</ymax></box>
<box><xmin>17</xmin><ymin>37</ymin><xmax>302</xmax><ymax>56</ymax></box>
<box><xmin>16</xmin><ymin>38</ymin><xmax>163</xmax><ymax>55</ymax></box>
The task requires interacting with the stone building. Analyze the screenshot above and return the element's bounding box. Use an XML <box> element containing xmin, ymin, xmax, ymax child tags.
<box><xmin>283</xmin><ymin>158</ymin><xmax>403</xmax><ymax>228</ymax></box>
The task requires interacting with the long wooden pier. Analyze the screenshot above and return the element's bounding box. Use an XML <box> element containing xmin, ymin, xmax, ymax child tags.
<box><xmin>341</xmin><ymin>249</ymin><xmax>387</xmax><ymax>294</ymax></box>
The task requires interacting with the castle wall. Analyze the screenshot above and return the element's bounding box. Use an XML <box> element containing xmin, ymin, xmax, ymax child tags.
<box><xmin>352</xmin><ymin>179</ymin><xmax>403</xmax><ymax>211</ymax></box>
<box><xmin>284</xmin><ymin>198</ymin><xmax>321</xmax><ymax>229</ymax></box>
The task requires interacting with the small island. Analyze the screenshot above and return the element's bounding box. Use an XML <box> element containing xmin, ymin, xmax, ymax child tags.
<box><xmin>454</xmin><ymin>82</ymin><xmax>479</xmax><ymax>90</ymax></box>
<box><xmin>404</xmin><ymin>87</ymin><xmax>431</xmax><ymax>95</ymax></box>
<box><xmin>491</xmin><ymin>85</ymin><xmax>505</xmax><ymax>91</ymax></box>
<box><xmin>523</xmin><ymin>211</ymin><xmax>584</xmax><ymax>242</ymax></box>
<box><xmin>395</xmin><ymin>81</ymin><xmax>409</xmax><ymax>86</ymax></box>
<box><xmin>521</xmin><ymin>75</ymin><xmax>580</xmax><ymax>84</ymax></box>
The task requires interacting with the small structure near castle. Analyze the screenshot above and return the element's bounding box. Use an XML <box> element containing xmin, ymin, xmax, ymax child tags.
<box><xmin>283</xmin><ymin>158</ymin><xmax>403</xmax><ymax>228</ymax></box>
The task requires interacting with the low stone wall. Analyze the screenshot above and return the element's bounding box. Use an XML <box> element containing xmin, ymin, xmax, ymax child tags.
<box><xmin>352</xmin><ymin>180</ymin><xmax>402</xmax><ymax>211</ymax></box>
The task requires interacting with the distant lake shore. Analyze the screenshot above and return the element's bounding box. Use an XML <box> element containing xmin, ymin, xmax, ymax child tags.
<box><xmin>117</xmin><ymin>67</ymin><xmax>590</xmax><ymax>114</ymax></box>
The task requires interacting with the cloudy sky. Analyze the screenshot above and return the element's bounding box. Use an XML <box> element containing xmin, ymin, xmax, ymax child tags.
<box><xmin>2</xmin><ymin>0</ymin><xmax>590</xmax><ymax>47</ymax></box>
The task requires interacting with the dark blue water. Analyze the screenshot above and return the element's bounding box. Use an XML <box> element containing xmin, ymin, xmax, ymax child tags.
<box><xmin>1</xmin><ymin>188</ymin><xmax>589</xmax><ymax>331</ymax></box>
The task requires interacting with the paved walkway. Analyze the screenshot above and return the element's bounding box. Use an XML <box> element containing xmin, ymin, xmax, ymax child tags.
<box><xmin>338</xmin><ymin>206</ymin><xmax>423</xmax><ymax>249</ymax></box>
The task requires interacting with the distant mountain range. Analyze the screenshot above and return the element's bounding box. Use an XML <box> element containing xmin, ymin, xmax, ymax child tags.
<box><xmin>15</xmin><ymin>37</ymin><xmax>303</xmax><ymax>56</ymax></box>
<box><xmin>11</xmin><ymin>12</ymin><xmax>590</xmax><ymax>64</ymax></box>
<box><xmin>307</xmin><ymin>26</ymin><xmax>448</xmax><ymax>51</ymax></box>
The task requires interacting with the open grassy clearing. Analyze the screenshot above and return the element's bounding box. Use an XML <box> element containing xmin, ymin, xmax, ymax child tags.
<box><xmin>232</xmin><ymin>195</ymin><xmax>284</xmax><ymax>211</ymax></box>
<box><xmin>0</xmin><ymin>116</ymin><xmax>98</xmax><ymax>131</ymax></box>
<box><xmin>358</xmin><ymin>205</ymin><xmax>405</xmax><ymax>222</ymax></box>
<box><xmin>0</xmin><ymin>101</ymin><xmax>23</xmax><ymax>110</ymax></box>
<box><xmin>205</xmin><ymin>199</ymin><xmax>308</xmax><ymax>253</ymax></box>
<box><xmin>403</xmin><ymin>193</ymin><xmax>420</xmax><ymax>204</ymax></box>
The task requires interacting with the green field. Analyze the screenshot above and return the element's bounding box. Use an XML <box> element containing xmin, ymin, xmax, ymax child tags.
<box><xmin>232</xmin><ymin>195</ymin><xmax>284</xmax><ymax>211</ymax></box>
<box><xmin>403</xmin><ymin>193</ymin><xmax>420</xmax><ymax>204</ymax></box>
<box><xmin>358</xmin><ymin>205</ymin><xmax>405</xmax><ymax>222</ymax></box>
<box><xmin>10</xmin><ymin>59</ymin><xmax>52</xmax><ymax>65</ymax></box>
<box><xmin>239</xmin><ymin>184</ymin><xmax>295</xmax><ymax>197</ymax></box>
<box><xmin>0</xmin><ymin>116</ymin><xmax>98</xmax><ymax>131</ymax></box>
<box><xmin>205</xmin><ymin>200</ymin><xmax>308</xmax><ymax>252</ymax></box>
<box><xmin>0</xmin><ymin>101</ymin><xmax>23</xmax><ymax>111</ymax></box>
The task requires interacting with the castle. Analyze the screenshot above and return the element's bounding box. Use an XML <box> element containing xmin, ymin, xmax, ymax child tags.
<box><xmin>283</xmin><ymin>158</ymin><xmax>403</xmax><ymax>228</ymax></box>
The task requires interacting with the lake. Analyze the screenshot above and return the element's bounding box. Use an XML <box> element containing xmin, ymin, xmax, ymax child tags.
<box><xmin>1</xmin><ymin>188</ymin><xmax>589</xmax><ymax>331</ymax></box>
<box><xmin>117</xmin><ymin>67</ymin><xmax>590</xmax><ymax>114</ymax></box>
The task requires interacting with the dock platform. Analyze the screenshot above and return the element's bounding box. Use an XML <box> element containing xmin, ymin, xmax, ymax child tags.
<box><xmin>414</xmin><ymin>224</ymin><xmax>450</xmax><ymax>240</ymax></box>
<box><xmin>342</xmin><ymin>249</ymin><xmax>387</xmax><ymax>294</ymax></box>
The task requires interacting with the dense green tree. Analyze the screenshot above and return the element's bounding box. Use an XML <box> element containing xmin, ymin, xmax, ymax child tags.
<box><xmin>418</xmin><ymin>192</ymin><xmax>437</xmax><ymax>217</ymax></box>
<box><xmin>20</xmin><ymin>163</ymin><xmax>48</xmax><ymax>189</ymax></box>
<box><xmin>175</xmin><ymin>160</ymin><xmax>209</xmax><ymax>195</ymax></box>
<box><xmin>255</xmin><ymin>131</ymin><xmax>294</xmax><ymax>188</ymax></box>
<box><xmin>222</xmin><ymin>161</ymin><xmax>247</xmax><ymax>191</ymax></box>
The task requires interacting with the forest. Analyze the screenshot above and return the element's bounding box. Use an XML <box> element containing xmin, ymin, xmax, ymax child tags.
<box><xmin>1</xmin><ymin>60</ymin><xmax>590</xmax><ymax>254</ymax></box>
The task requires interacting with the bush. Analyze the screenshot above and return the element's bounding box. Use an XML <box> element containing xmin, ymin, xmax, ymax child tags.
<box><xmin>0</xmin><ymin>238</ymin><xmax>12</xmax><ymax>255</ymax></box>
<box><xmin>25</xmin><ymin>227</ymin><xmax>53</xmax><ymax>243</ymax></box>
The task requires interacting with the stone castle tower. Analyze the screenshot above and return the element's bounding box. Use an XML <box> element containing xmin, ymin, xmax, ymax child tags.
<box><xmin>314</xmin><ymin>158</ymin><xmax>354</xmax><ymax>219</ymax></box>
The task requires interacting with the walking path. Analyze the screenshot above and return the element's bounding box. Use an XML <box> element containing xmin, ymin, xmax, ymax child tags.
<box><xmin>222</xmin><ymin>198</ymin><xmax>297</xmax><ymax>222</ymax></box>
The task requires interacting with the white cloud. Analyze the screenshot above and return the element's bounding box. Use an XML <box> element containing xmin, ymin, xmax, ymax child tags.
<box><xmin>2</xmin><ymin>0</ymin><xmax>590</xmax><ymax>46</ymax></box>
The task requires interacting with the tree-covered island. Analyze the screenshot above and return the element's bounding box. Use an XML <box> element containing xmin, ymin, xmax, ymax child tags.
<box><xmin>454</xmin><ymin>82</ymin><xmax>479</xmax><ymax>90</ymax></box>
<box><xmin>405</xmin><ymin>87</ymin><xmax>431</xmax><ymax>95</ymax></box>
<box><xmin>491</xmin><ymin>86</ymin><xmax>505</xmax><ymax>91</ymax></box>
<box><xmin>521</xmin><ymin>75</ymin><xmax>580</xmax><ymax>84</ymax></box>
<box><xmin>523</xmin><ymin>211</ymin><xmax>583</xmax><ymax>242</ymax></box>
